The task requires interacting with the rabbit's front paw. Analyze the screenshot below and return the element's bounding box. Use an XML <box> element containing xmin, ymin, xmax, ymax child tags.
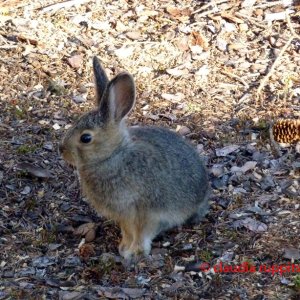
<box><xmin>123</xmin><ymin>237</ymin><xmax>152</xmax><ymax>260</ymax></box>
<box><xmin>118</xmin><ymin>240</ymin><xmax>131</xmax><ymax>257</ymax></box>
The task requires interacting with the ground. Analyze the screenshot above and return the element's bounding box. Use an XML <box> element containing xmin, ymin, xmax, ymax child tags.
<box><xmin>0</xmin><ymin>0</ymin><xmax>300</xmax><ymax>299</ymax></box>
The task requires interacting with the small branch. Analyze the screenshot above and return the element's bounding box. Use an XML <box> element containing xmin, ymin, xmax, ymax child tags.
<box><xmin>39</xmin><ymin>0</ymin><xmax>90</xmax><ymax>14</ymax></box>
<box><xmin>191</xmin><ymin>0</ymin><xmax>229</xmax><ymax>15</ymax></box>
<box><xmin>253</xmin><ymin>0</ymin><xmax>292</xmax><ymax>9</ymax></box>
<box><xmin>256</xmin><ymin>14</ymin><xmax>298</xmax><ymax>103</ymax></box>
<box><xmin>256</xmin><ymin>36</ymin><xmax>293</xmax><ymax>96</ymax></box>
<box><xmin>220</xmin><ymin>70</ymin><xmax>249</xmax><ymax>89</ymax></box>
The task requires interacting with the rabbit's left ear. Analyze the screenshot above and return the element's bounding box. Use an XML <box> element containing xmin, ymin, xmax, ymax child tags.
<box><xmin>93</xmin><ymin>56</ymin><xmax>109</xmax><ymax>105</ymax></box>
<box><xmin>99</xmin><ymin>72</ymin><xmax>136</xmax><ymax>122</ymax></box>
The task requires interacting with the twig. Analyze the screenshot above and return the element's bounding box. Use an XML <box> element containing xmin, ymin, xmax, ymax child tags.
<box><xmin>235</xmin><ymin>12</ymin><xmax>268</xmax><ymax>29</ymax></box>
<box><xmin>253</xmin><ymin>0</ymin><xmax>292</xmax><ymax>9</ymax></box>
<box><xmin>191</xmin><ymin>0</ymin><xmax>228</xmax><ymax>15</ymax></box>
<box><xmin>256</xmin><ymin>14</ymin><xmax>299</xmax><ymax>102</ymax></box>
<box><xmin>220</xmin><ymin>70</ymin><xmax>249</xmax><ymax>89</ymax></box>
<box><xmin>39</xmin><ymin>0</ymin><xmax>90</xmax><ymax>14</ymax></box>
<box><xmin>286</xmin><ymin>12</ymin><xmax>300</xmax><ymax>39</ymax></box>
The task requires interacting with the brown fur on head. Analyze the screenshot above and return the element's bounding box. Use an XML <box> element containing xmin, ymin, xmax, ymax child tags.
<box><xmin>59</xmin><ymin>57</ymin><xmax>135</xmax><ymax>168</ymax></box>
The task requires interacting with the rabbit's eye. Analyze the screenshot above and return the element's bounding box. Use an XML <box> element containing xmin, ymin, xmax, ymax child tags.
<box><xmin>80</xmin><ymin>133</ymin><xmax>92</xmax><ymax>144</ymax></box>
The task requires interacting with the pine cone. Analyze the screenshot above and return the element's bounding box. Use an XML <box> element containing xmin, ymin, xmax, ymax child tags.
<box><xmin>272</xmin><ymin>119</ymin><xmax>300</xmax><ymax>143</ymax></box>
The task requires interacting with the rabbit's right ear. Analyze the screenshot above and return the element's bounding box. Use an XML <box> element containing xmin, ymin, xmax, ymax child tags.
<box><xmin>93</xmin><ymin>56</ymin><xmax>109</xmax><ymax>105</ymax></box>
<box><xmin>99</xmin><ymin>72</ymin><xmax>135</xmax><ymax>123</ymax></box>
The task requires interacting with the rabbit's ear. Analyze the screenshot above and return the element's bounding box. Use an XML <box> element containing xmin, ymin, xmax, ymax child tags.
<box><xmin>93</xmin><ymin>56</ymin><xmax>109</xmax><ymax>105</ymax></box>
<box><xmin>99</xmin><ymin>72</ymin><xmax>135</xmax><ymax>122</ymax></box>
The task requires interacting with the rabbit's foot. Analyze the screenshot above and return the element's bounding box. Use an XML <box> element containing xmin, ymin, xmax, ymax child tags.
<box><xmin>118</xmin><ymin>240</ymin><xmax>131</xmax><ymax>257</ymax></box>
<box><xmin>119</xmin><ymin>223</ymin><xmax>133</xmax><ymax>257</ymax></box>
<box><xmin>122</xmin><ymin>236</ymin><xmax>152</xmax><ymax>260</ymax></box>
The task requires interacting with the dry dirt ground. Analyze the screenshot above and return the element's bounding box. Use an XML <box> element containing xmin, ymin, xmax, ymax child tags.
<box><xmin>0</xmin><ymin>0</ymin><xmax>300</xmax><ymax>299</ymax></box>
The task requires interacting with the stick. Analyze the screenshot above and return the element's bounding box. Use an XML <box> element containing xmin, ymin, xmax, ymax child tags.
<box><xmin>39</xmin><ymin>0</ymin><xmax>90</xmax><ymax>14</ymax></box>
<box><xmin>256</xmin><ymin>14</ymin><xmax>297</xmax><ymax>102</ymax></box>
<box><xmin>221</xmin><ymin>70</ymin><xmax>249</xmax><ymax>89</ymax></box>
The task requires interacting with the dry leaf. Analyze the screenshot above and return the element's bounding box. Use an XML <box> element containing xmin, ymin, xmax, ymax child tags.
<box><xmin>67</xmin><ymin>54</ymin><xmax>83</xmax><ymax>69</ymax></box>
<box><xmin>221</xmin><ymin>12</ymin><xmax>244</xmax><ymax>24</ymax></box>
<box><xmin>166</xmin><ymin>68</ymin><xmax>189</xmax><ymax>77</ymax></box>
<box><xmin>231</xmin><ymin>161</ymin><xmax>257</xmax><ymax>173</ymax></box>
<box><xmin>166</xmin><ymin>6</ymin><xmax>191</xmax><ymax>18</ymax></box>
<box><xmin>161</xmin><ymin>93</ymin><xmax>184</xmax><ymax>102</ymax></box>
<box><xmin>283</xmin><ymin>248</ymin><xmax>300</xmax><ymax>260</ymax></box>
<box><xmin>234</xmin><ymin>217</ymin><xmax>267</xmax><ymax>233</ymax></box>
<box><xmin>126</xmin><ymin>31</ymin><xmax>142</xmax><ymax>40</ymax></box>
<box><xmin>79</xmin><ymin>244</ymin><xmax>95</xmax><ymax>259</ymax></box>
<box><xmin>190</xmin><ymin>31</ymin><xmax>209</xmax><ymax>50</ymax></box>
<box><xmin>16</xmin><ymin>163</ymin><xmax>53</xmax><ymax>178</ymax></box>
<box><xmin>216</xmin><ymin>145</ymin><xmax>240</xmax><ymax>157</ymax></box>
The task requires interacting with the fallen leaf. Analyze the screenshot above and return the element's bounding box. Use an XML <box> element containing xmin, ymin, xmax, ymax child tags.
<box><xmin>16</xmin><ymin>163</ymin><xmax>53</xmax><ymax>178</ymax></box>
<box><xmin>231</xmin><ymin>161</ymin><xmax>257</xmax><ymax>173</ymax></box>
<box><xmin>161</xmin><ymin>93</ymin><xmax>184</xmax><ymax>102</ymax></box>
<box><xmin>67</xmin><ymin>54</ymin><xmax>83</xmax><ymax>69</ymax></box>
<box><xmin>115</xmin><ymin>46</ymin><xmax>134</xmax><ymax>58</ymax></box>
<box><xmin>190</xmin><ymin>31</ymin><xmax>209</xmax><ymax>50</ymax></box>
<box><xmin>234</xmin><ymin>217</ymin><xmax>267</xmax><ymax>233</ymax></box>
<box><xmin>166</xmin><ymin>68</ymin><xmax>189</xmax><ymax>77</ymax></box>
<box><xmin>166</xmin><ymin>6</ymin><xmax>191</xmax><ymax>18</ymax></box>
<box><xmin>216</xmin><ymin>145</ymin><xmax>240</xmax><ymax>157</ymax></box>
<box><xmin>126</xmin><ymin>31</ymin><xmax>142</xmax><ymax>40</ymax></box>
<box><xmin>221</xmin><ymin>12</ymin><xmax>244</xmax><ymax>24</ymax></box>
<box><xmin>283</xmin><ymin>248</ymin><xmax>300</xmax><ymax>260</ymax></box>
<box><xmin>79</xmin><ymin>244</ymin><xmax>95</xmax><ymax>259</ymax></box>
<box><xmin>20</xmin><ymin>186</ymin><xmax>31</xmax><ymax>195</ymax></box>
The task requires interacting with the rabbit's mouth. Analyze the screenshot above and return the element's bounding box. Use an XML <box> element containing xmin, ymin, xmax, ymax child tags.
<box><xmin>59</xmin><ymin>144</ymin><xmax>77</xmax><ymax>167</ymax></box>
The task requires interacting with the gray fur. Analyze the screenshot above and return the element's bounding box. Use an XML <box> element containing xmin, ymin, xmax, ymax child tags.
<box><xmin>60</xmin><ymin>57</ymin><xmax>210</xmax><ymax>259</ymax></box>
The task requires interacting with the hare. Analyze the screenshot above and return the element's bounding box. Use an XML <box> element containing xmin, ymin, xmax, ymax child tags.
<box><xmin>59</xmin><ymin>57</ymin><xmax>210</xmax><ymax>260</ymax></box>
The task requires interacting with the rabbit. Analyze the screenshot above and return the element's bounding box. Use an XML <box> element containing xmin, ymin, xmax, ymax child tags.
<box><xmin>59</xmin><ymin>57</ymin><xmax>210</xmax><ymax>260</ymax></box>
